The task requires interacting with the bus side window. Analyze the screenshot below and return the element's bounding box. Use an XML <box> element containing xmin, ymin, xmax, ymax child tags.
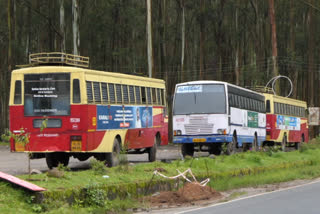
<box><xmin>157</xmin><ymin>88</ymin><xmax>161</xmax><ymax>105</ymax></box>
<box><xmin>141</xmin><ymin>87</ymin><xmax>146</xmax><ymax>104</ymax></box>
<box><xmin>129</xmin><ymin>86</ymin><xmax>135</xmax><ymax>104</ymax></box>
<box><xmin>93</xmin><ymin>82</ymin><xmax>101</xmax><ymax>103</ymax></box>
<box><xmin>147</xmin><ymin>87</ymin><xmax>152</xmax><ymax>104</ymax></box>
<box><xmin>14</xmin><ymin>80</ymin><xmax>22</xmax><ymax>104</ymax></box>
<box><xmin>135</xmin><ymin>86</ymin><xmax>141</xmax><ymax>104</ymax></box>
<box><xmin>266</xmin><ymin>100</ymin><xmax>270</xmax><ymax>113</ymax></box>
<box><xmin>86</xmin><ymin>81</ymin><xmax>93</xmax><ymax>103</ymax></box>
<box><xmin>73</xmin><ymin>79</ymin><xmax>81</xmax><ymax>103</ymax></box>
<box><xmin>123</xmin><ymin>85</ymin><xmax>129</xmax><ymax>104</ymax></box>
<box><xmin>116</xmin><ymin>84</ymin><xmax>122</xmax><ymax>103</ymax></box>
<box><xmin>161</xmin><ymin>89</ymin><xmax>165</xmax><ymax>106</ymax></box>
<box><xmin>101</xmin><ymin>83</ymin><xmax>108</xmax><ymax>103</ymax></box>
<box><xmin>152</xmin><ymin>88</ymin><xmax>157</xmax><ymax>104</ymax></box>
<box><xmin>109</xmin><ymin>83</ymin><xmax>115</xmax><ymax>103</ymax></box>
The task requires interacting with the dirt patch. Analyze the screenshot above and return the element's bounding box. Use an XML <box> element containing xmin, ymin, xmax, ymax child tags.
<box><xmin>145</xmin><ymin>182</ymin><xmax>222</xmax><ymax>207</ymax></box>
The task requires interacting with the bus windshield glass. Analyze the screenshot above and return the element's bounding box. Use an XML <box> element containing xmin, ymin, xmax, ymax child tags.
<box><xmin>173</xmin><ymin>84</ymin><xmax>226</xmax><ymax>115</ymax></box>
<box><xmin>24</xmin><ymin>73</ymin><xmax>70</xmax><ymax>116</ymax></box>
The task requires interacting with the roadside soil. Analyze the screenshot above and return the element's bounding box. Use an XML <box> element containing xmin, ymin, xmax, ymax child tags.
<box><xmin>138</xmin><ymin>178</ymin><xmax>320</xmax><ymax>214</ymax></box>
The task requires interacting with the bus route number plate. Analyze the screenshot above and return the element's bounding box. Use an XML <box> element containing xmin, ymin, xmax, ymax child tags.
<box><xmin>192</xmin><ymin>138</ymin><xmax>206</xmax><ymax>143</ymax></box>
<box><xmin>71</xmin><ymin>141</ymin><xmax>82</xmax><ymax>152</ymax></box>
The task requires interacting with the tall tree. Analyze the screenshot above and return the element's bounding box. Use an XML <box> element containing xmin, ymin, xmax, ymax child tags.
<box><xmin>146</xmin><ymin>0</ymin><xmax>154</xmax><ymax>77</ymax></box>
<box><xmin>268</xmin><ymin>0</ymin><xmax>279</xmax><ymax>92</ymax></box>
<box><xmin>59</xmin><ymin>0</ymin><xmax>66</xmax><ymax>53</ymax></box>
<box><xmin>180</xmin><ymin>0</ymin><xmax>185</xmax><ymax>82</ymax></box>
<box><xmin>72</xmin><ymin>0</ymin><xmax>80</xmax><ymax>55</ymax></box>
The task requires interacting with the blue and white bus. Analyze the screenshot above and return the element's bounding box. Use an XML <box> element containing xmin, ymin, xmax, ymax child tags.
<box><xmin>172</xmin><ymin>81</ymin><xmax>266</xmax><ymax>156</ymax></box>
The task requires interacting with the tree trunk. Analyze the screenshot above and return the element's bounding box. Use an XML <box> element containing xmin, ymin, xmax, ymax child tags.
<box><xmin>60</xmin><ymin>0</ymin><xmax>66</xmax><ymax>53</ymax></box>
<box><xmin>146</xmin><ymin>0</ymin><xmax>154</xmax><ymax>77</ymax></box>
<box><xmin>290</xmin><ymin>0</ymin><xmax>298</xmax><ymax>99</ymax></box>
<box><xmin>199</xmin><ymin>0</ymin><xmax>205</xmax><ymax>79</ymax></box>
<box><xmin>72</xmin><ymin>0</ymin><xmax>80</xmax><ymax>55</ymax></box>
<box><xmin>159</xmin><ymin>0</ymin><xmax>166</xmax><ymax>80</ymax></box>
<box><xmin>180</xmin><ymin>0</ymin><xmax>185</xmax><ymax>82</ymax></box>
<box><xmin>268</xmin><ymin>0</ymin><xmax>279</xmax><ymax>93</ymax></box>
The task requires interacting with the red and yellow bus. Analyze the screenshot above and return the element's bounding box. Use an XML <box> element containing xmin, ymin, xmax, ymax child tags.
<box><xmin>9</xmin><ymin>53</ymin><xmax>168</xmax><ymax>168</ymax></box>
<box><xmin>264</xmin><ymin>92</ymin><xmax>308</xmax><ymax>150</ymax></box>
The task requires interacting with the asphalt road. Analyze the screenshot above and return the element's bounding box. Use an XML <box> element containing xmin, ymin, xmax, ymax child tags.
<box><xmin>0</xmin><ymin>144</ymin><xmax>183</xmax><ymax>175</ymax></box>
<box><xmin>178</xmin><ymin>179</ymin><xmax>320</xmax><ymax>214</ymax></box>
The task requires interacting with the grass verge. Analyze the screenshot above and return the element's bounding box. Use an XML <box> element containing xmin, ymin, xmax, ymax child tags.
<box><xmin>1</xmin><ymin>141</ymin><xmax>320</xmax><ymax>213</ymax></box>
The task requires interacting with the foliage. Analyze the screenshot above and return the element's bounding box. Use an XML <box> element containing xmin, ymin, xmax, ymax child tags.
<box><xmin>90</xmin><ymin>159</ymin><xmax>108</xmax><ymax>175</ymax></box>
<box><xmin>84</xmin><ymin>182</ymin><xmax>106</xmax><ymax>207</ymax></box>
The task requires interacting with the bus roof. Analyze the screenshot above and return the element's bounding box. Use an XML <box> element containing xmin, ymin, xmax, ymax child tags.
<box><xmin>176</xmin><ymin>80</ymin><xmax>263</xmax><ymax>96</ymax></box>
<box><xmin>11</xmin><ymin>66</ymin><xmax>165</xmax><ymax>86</ymax></box>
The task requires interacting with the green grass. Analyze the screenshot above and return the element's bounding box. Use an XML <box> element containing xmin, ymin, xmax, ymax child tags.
<box><xmin>0</xmin><ymin>141</ymin><xmax>9</xmax><ymax>146</ymax></box>
<box><xmin>2</xmin><ymin>141</ymin><xmax>320</xmax><ymax>213</ymax></box>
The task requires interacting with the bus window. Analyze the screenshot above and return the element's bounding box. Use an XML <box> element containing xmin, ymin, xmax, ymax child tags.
<box><xmin>161</xmin><ymin>89</ymin><xmax>165</xmax><ymax>106</ymax></box>
<box><xmin>152</xmin><ymin>88</ymin><xmax>157</xmax><ymax>104</ymax></box>
<box><xmin>141</xmin><ymin>87</ymin><xmax>146</xmax><ymax>104</ymax></box>
<box><xmin>129</xmin><ymin>86</ymin><xmax>135</xmax><ymax>104</ymax></box>
<box><xmin>147</xmin><ymin>88</ymin><xmax>152</xmax><ymax>104</ymax></box>
<box><xmin>135</xmin><ymin>86</ymin><xmax>141</xmax><ymax>104</ymax></box>
<box><xmin>14</xmin><ymin>80</ymin><xmax>22</xmax><ymax>104</ymax></box>
<box><xmin>73</xmin><ymin>79</ymin><xmax>81</xmax><ymax>103</ymax></box>
<box><xmin>101</xmin><ymin>83</ymin><xmax>108</xmax><ymax>103</ymax></box>
<box><xmin>266</xmin><ymin>100</ymin><xmax>270</xmax><ymax>113</ymax></box>
<box><xmin>123</xmin><ymin>85</ymin><xmax>129</xmax><ymax>103</ymax></box>
<box><xmin>109</xmin><ymin>83</ymin><xmax>115</xmax><ymax>103</ymax></box>
<box><xmin>86</xmin><ymin>81</ymin><xmax>93</xmax><ymax>103</ymax></box>
<box><xmin>93</xmin><ymin>82</ymin><xmax>101</xmax><ymax>103</ymax></box>
<box><xmin>116</xmin><ymin>84</ymin><xmax>122</xmax><ymax>103</ymax></box>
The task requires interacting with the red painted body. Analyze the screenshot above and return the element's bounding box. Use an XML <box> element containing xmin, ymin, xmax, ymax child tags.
<box><xmin>266</xmin><ymin>114</ymin><xmax>309</xmax><ymax>143</ymax></box>
<box><xmin>10</xmin><ymin>105</ymin><xmax>168</xmax><ymax>152</ymax></box>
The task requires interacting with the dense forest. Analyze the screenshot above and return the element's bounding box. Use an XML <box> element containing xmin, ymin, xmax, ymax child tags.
<box><xmin>0</xmin><ymin>0</ymin><xmax>319</xmax><ymax>135</ymax></box>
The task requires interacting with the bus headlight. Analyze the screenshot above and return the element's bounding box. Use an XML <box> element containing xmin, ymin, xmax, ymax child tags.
<box><xmin>217</xmin><ymin>129</ymin><xmax>227</xmax><ymax>135</ymax></box>
<box><xmin>174</xmin><ymin>130</ymin><xmax>182</xmax><ymax>136</ymax></box>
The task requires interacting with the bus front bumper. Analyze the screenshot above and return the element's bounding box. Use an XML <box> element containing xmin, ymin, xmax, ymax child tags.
<box><xmin>173</xmin><ymin>135</ymin><xmax>232</xmax><ymax>144</ymax></box>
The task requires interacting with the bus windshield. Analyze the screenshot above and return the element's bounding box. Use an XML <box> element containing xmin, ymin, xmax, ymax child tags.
<box><xmin>24</xmin><ymin>73</ymin><xmax>70</xmax><ymax>116</ymax></box>
<box><xmin>173</xmin><ymin>84</ymin><xmax>226</xmax><ymax>115</ymax></box>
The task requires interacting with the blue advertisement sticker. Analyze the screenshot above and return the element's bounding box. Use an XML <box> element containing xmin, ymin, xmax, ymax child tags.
<box><xmin>97</xmin><ymin>105</ymin><xmax>153</xmax><ymax>130</ymax></box>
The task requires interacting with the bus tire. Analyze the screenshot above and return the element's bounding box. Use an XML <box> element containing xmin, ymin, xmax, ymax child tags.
<box><xmin>209</xmin><ymin>144</ymin><xmax>221</xmax><ymax>155</ymax></box>
<box><xmin>226</xmin><ymin>136</ymin><xmax>236</xmax><ymax>155</ymax></box>
<box><xmin>252</xmin><ymin>135</ymin><xmax>258</xmax><ymax>151</ymax></box>
<box><xmin>148</xmin><ymin>136</ymin><xmax>159</xmax><ymax>162</ymax></box>
<box><xmin>105</xmin><ymin>138</ymin><xmax>120</xmax><ymax>167</ymax></box>
<box><xmin>295</xmin><ymin>135</ymin><xmax>304</xmax><ymax>150</ymax></box>
<box><xmin>281</xmin><ymin>135</ymin><xmax>287</xmax><ymax>152</ymax></box>
<box><xmin>181</xmin><ymin>144</ymin><xmax>194</xmax><ymax>157</ymax></box>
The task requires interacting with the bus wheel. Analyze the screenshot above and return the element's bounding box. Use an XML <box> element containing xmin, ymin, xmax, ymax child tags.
<box><xmin>45</xmin><ymin>152</ymin><xmax>69</xmax><ymax>169</ymax></box>
<box><xmin>209</xmin><ymin>144</ymin><xmax>221</xmax><ymax>155</ymax></box>
<box><xmin>226</xmin><ymin>136</ymin><xmax>236</xmax><ymax>155</ymax></box>
<box><xmin>281</xmin><ymin>136</ymin><xmax>287</xmax><ymax>152</ymax></box>
<box><xmin>148</xmin><ymin>135</ymin><xmax>159</xmax><ymax>162</ymax></box>
<box><xmin>295</xmin><ymin>135</ymin><xmax>304</xmax><ymax>150</ymax></box>
<box><xmin>105</xmin><ymin>138</ymin><xmax>120</xmax><ymax>167</ymax></box>
<box><xmin>252</xmin><ymin>135</ymin><xmax>258</xmax><ymax>151</ymax></box>
<box><xmin>181</xmin><ymin>144</ymin><xmax>194</xmax><ymax>157</ymax></box>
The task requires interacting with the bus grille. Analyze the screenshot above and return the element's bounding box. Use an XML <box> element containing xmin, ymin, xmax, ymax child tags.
<box><xmin>185</xmin><ymin>116</ymin><xmax>213</xmax><ymax>135</ymax></box>
<box><xmin>185</xmin><ymin>124</ymin><xmax>214</xmax><ymax>135</ymax></box>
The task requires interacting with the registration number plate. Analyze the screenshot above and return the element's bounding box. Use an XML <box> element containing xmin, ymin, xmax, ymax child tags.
<box><xmin>15</xmin><ymin>142</ymin><xmax>25</xmax><ymax>152</ymax></box>
<box><xmin>192</xmin><ymin>138</ymin><xmax>206</xmax><ymax>143</ymax></box>
<box><xmin>71</xmin><ymin>141</ymin><xmax>82</xmax><ymax>152</ymax></box>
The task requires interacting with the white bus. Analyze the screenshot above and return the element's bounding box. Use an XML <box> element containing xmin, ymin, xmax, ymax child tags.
<box><xmin>172</xmin><ymin>81</ymin><xmax>266</xmax><ymax>156</ymax></box>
